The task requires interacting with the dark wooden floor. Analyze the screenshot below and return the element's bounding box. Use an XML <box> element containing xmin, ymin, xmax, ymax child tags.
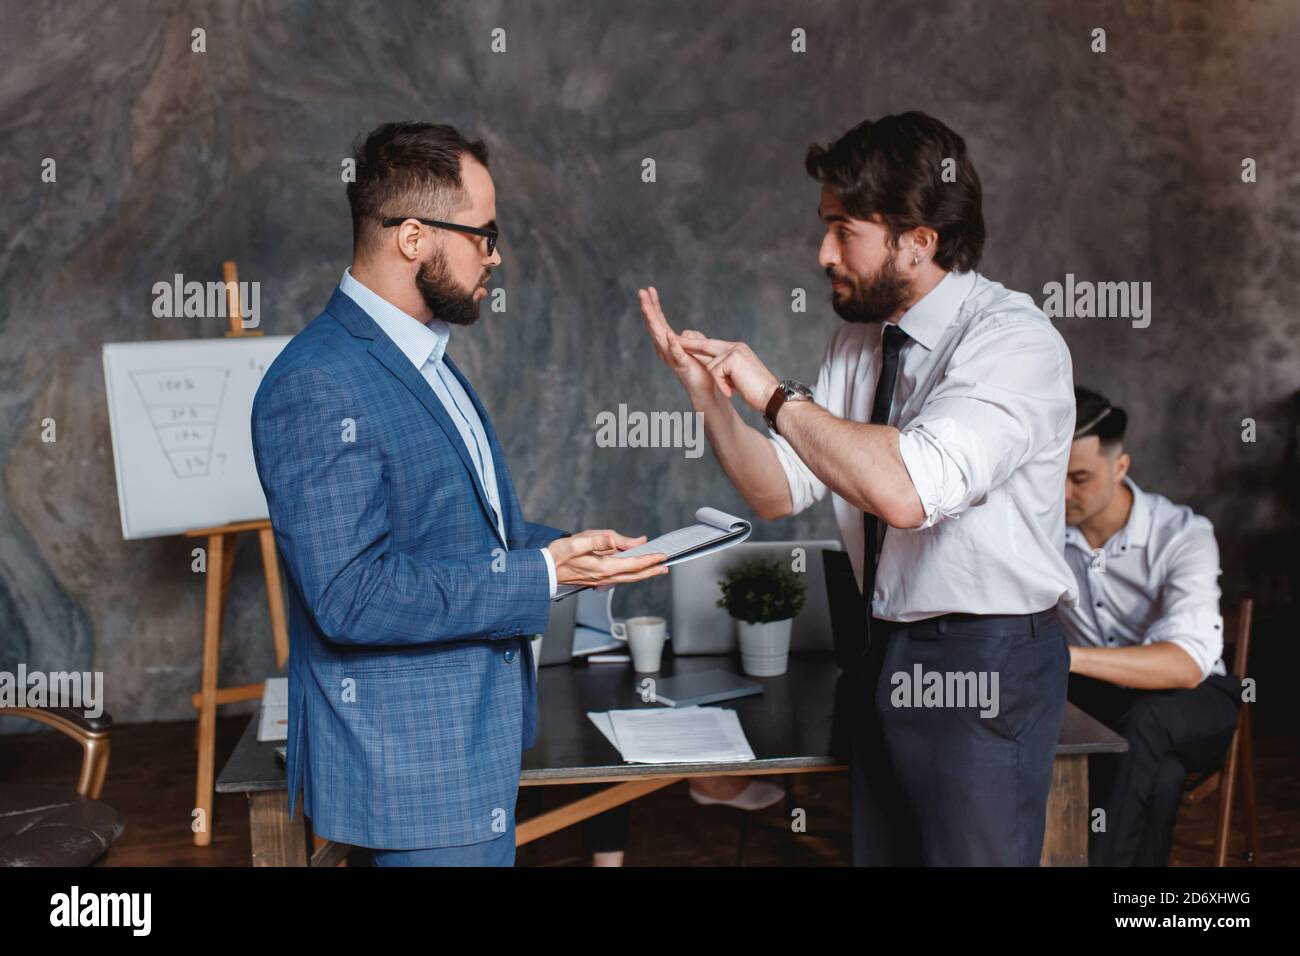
<box><xmin>3</xmin><ymin>715</ymin><xmax>1296</xmax><ymax>866</ymax></box>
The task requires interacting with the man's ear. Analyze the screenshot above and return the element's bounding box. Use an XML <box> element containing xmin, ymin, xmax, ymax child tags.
<box><xmin>1113</xmin><ymin>450</ymin><xmax>1131</xmax><ymax>484</ymax></box>
<box><xmin>395</xmin><ymin>221</ymin><xmax>425</xmax><ymax>263</ymax></box>
<box><xmin>904</xmin><ymin>226</ymin><xmax>940</xmax><ymax>261</ymax></box>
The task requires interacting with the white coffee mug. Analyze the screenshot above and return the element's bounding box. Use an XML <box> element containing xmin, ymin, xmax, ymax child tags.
<box><xmin>612</xmin><ymin>616</ymin><xmax>667</xmax><ymax>672</ymax></box>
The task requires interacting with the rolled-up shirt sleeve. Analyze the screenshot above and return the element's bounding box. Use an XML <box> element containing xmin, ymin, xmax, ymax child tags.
<box><xmin>765</xmin><ymin>332</ymin><xmax>837</xmax><ymax>516</ymax></box>
<box><xmin>768</xmin><ymin>429</ymin><xmax>827</xmax><ymax>516</ymax></box>
<box><xmin>896</xmin><ymin>423</ymin><xmax>973</xmax><ymax>530</ymax></box>
<box><xmin>1141</xmin><ymin>520</ymin><xmax>1224</xmax><ymax>682</ymax></box>
<box><xmin>893</xmin><ymin>315</ymin><xmax>1072</xmax><ymax>530</ymax></box>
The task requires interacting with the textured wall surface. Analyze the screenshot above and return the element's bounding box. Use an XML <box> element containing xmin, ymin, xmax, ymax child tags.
<box><xmin>1</xmin><ymin>0</ymin><xmax>1297</xmax><ymax>729</ymax></box>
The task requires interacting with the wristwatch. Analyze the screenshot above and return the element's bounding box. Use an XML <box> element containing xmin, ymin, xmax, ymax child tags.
<box><xmin>764</xmin><ymin>379</ymin><xmax>814</xmax><ymax>434</ymax></box>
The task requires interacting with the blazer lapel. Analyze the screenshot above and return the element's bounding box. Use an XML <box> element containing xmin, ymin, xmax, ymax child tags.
<box><xmin>325</xmin><ymin>288</ymin><xmax>505</xmax><ymax>546</ymax></box>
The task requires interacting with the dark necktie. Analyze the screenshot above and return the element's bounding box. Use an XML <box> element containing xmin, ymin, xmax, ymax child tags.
<box><xmin>851</xmin><ymin>322</ymin><xmax>910</xmax><ymax>665</ymax></box>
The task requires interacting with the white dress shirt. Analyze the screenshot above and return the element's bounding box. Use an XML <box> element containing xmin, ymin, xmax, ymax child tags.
<box><xmin>339</xmin><ymin>269</ymin><xmax>557</xmax><ymax>596</ymax></box>
<box><xmin>770</xmin><ymin>269</ymin><xmax>1078</xmax><ymax>622</ymax></box>
<box><xmin>1057</xmin><ymin>476</ymin><xmax>1226</xmax><ymax>682</ymax></box>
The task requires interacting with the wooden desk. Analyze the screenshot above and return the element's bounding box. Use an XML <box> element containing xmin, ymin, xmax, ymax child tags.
<box><xmin>216</xmin><ymin>652</ymin><xmax>1126</xmax><ymax>866</ymax></box>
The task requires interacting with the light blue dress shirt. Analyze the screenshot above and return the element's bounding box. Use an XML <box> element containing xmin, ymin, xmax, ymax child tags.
<box><xmin>339</xmin><ymin>268</ymin><xmax>557</xmax><ymax>596</ymax></box>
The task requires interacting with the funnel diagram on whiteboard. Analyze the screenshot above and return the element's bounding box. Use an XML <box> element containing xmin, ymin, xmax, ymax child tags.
<box><xmin>129</xmin><ymin>367</ymin><xmax>229</xmax><ymax>479</ymax></box>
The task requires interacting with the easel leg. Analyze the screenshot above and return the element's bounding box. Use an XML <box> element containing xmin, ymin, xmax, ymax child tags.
<box><xmin>193</xmin><ymin>532</ymin><xmax>231</xmax><ymax>847</ymax></box>
<box><xmin>259</xmin><ymin>526</ymin><xmax>290</xmax><ymax>669</ymax></box>
<box><xmin>194</xmin><ymin>538</ymin><xmax>237</xmax><ymax>751</ymax></box>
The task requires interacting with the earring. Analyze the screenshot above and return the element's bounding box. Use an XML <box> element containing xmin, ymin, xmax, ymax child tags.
<box><xmin>912</xmin><ymin>255</ymin><xmax>919</xmax><ymax>267</ymax></box>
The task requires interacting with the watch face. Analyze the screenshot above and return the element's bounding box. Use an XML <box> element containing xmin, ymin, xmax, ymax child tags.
<box><xmin>783</xmin><ymin>380</ymin><xmax>813</xmax><ymax>400</ymax></box>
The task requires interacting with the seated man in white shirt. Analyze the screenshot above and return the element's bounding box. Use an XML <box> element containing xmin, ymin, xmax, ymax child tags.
<box><xmin>1059</xmin><ymin>386</ymin><xmax>1243</xmax><ymax>866</ymax></box>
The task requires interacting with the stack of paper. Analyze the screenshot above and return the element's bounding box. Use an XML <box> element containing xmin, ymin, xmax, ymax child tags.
<box><xmin>587</xmin><ymin>706</ymin><xmax>756</xmax><ymax>764</ymax></box>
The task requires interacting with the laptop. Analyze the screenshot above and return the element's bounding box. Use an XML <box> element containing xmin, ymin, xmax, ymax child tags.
<box><xmin>670</xmin><ymin>540</ymin><xmax>843</xmax><ymax>655</ymax></box>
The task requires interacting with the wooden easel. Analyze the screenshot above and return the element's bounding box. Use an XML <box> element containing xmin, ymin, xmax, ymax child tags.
<box><xmin>186</xmin><ymin>260</ymin><xmax>289</xmax><ymax>846</ymax></box>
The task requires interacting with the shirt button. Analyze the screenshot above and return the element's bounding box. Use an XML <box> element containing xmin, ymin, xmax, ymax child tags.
<box><xmin>1107</xmin><ymin>636</ymin><xmax>1117</xmax><ymax>645</ymax></box>
<box><xmin>504</xmin><ymin>649</ymin><xmax>517</xmax><ymax>663</ymax></box>
<box><xmin>1095</xmin><ymin>601</ymin><xmax>1104</xmax><ymax>608</ymax></box>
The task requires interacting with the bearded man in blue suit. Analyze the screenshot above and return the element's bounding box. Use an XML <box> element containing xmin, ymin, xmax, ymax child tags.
<box><xmin>251</xmin><ymin>122</ymin><xmax>667</xmax><ymax>866</ymax></box>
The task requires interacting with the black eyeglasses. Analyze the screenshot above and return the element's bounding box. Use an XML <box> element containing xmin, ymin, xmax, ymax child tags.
<box><xmin>382</xmin><ymin>216</ymin><xmax>498</xmax><ymax>255</ymax></box>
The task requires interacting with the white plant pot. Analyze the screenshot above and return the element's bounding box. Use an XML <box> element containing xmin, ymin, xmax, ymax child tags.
<box><xmin>735</xmin><ymin>618</ymin><xmax>793</xmax><ymax>677</ymax></box>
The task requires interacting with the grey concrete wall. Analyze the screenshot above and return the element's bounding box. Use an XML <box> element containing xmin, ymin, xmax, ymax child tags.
<box><xmin>2</xmin><ymin>0</ymin><xmax>1297</xmax><ymax>729</ymax></box>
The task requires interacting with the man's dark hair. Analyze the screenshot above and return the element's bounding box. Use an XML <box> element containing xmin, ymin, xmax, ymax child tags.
<box><xmin>347</xmin><ymin>122</ymin><xmax>490</xmax><ymax>256</ymax></box>
<box><xmin>1074</xmin><ymin>386</ymin><xmax>1127</xmax><ymax>452</ymax></box>
<box><xmin>805</xmin><ymin>111</ymin><xmax>985</xmax><ymax>272</ymax></box>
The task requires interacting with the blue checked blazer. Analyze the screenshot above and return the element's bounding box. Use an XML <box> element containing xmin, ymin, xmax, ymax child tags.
<box><xmin>250</xmin><ymin>286</ymin><xmax>567</xmax><ymax>850</ymax></box>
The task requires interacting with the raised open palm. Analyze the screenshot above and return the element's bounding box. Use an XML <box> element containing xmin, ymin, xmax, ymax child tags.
<box><xmin>637</xmin><ymin>286</ymin><xmax>721</xmax><ymax>403</ymax></box>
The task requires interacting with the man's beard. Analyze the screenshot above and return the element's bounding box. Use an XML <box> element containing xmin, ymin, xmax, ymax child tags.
<box><xmin>828</xmin><ymin>254</ymin><xmax>912</xmax><ymax>324</ymax></box>
<box><xmin>416</xmin><ymin>249</ymin><xmax>487</xmax><ymax>326</ymax></box>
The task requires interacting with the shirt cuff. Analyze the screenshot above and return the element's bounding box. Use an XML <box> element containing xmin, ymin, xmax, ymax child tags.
<box><xmin>1144</xmin><ymin>609</ymin><xmax>1223</xmax><ymax>682</ymax></box>
<box><xmin>539</xmin><ymin>547</ymin><xmax>558</xmax><ymax>598</ymax></box>
<box><xmin>765</xmin><ymin>430</ymin><xmax>816</xmax><ymax>516</ymax></box>
<box><xmin>896</xmin><ymin>427</ymin><xmax>961</xmax><ymax>530</ymax></box>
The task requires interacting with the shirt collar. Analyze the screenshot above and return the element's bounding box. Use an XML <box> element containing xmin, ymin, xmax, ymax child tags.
<box><xmin>896</xmin><ymin>269</ymin><xmax>979</xmax><ymax>351</ymax></box>
<box><xmin>339</xmin><ymin>267</ymin><xmax>450</xmax><ymax>368</ymax></box>
<box><xmin>1066</xmin><ymin>475</ymin><xmax>1152</xmax><ymax>553</ymax></box>
<box><xmin>1118</xmin><ymin>475</ymin><xmax>1152</xmax><ymax>547</ymax></box>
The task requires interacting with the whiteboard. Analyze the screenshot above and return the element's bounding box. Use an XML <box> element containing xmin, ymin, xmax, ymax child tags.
<box><xmin>102</xmin><ymin>336</ymin><xmax>291</xmax><ymax>539</ymax></box>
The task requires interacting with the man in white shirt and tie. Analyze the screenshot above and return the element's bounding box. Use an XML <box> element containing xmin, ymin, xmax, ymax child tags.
<box><xmin>1060</xmin><ymin>386</ymin><xmax>1242</xmax><ymax>866</ymax></box>
<box><xmin>638</xmin><ymin>112</ymin><xmax>1077</xmax><ymax>865</ymax></box>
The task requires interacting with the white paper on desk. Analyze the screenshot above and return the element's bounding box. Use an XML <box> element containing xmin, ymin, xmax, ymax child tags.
<box><xmin>603</xmin><ymin>707</ymin><xmax>756</xmax><ymax>764</ymax></box>
<box><xmin>587</xmin><ymin>711</ymin><xmax>623</xmax><ymax>751</ymax></box>
<box><xmin>553</xmin><ymin>507</ymin><xmax>752</xmax><ymax>600</ymax></box>
<box><xmin>587</xmin><ymin>707</ymin><xmax>700</xmax><ymax>752</ymax></box>
<box><xmin>257</xmin><ymin>677</ymin><xmax>288</xmax><ymax>742</ymax></box>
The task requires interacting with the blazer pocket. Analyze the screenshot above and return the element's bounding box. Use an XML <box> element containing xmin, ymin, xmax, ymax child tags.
<box><xmin>379</xmin><ymin>666</ymin><xmax>482</xmax><ymax>804</ymax></box>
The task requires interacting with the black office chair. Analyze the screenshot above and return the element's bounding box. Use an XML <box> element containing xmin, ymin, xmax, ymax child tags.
<box><xmin>0</xmin><ymin>706</ymin><xmax>123</xmax><ymax>866</ymax></box>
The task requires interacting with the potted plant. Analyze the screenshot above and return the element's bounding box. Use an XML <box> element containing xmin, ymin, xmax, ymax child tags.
<box><xmin>716</xmin><ymin>558</ymin><xmax>807</xmax><ymax>677</ymax></box>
